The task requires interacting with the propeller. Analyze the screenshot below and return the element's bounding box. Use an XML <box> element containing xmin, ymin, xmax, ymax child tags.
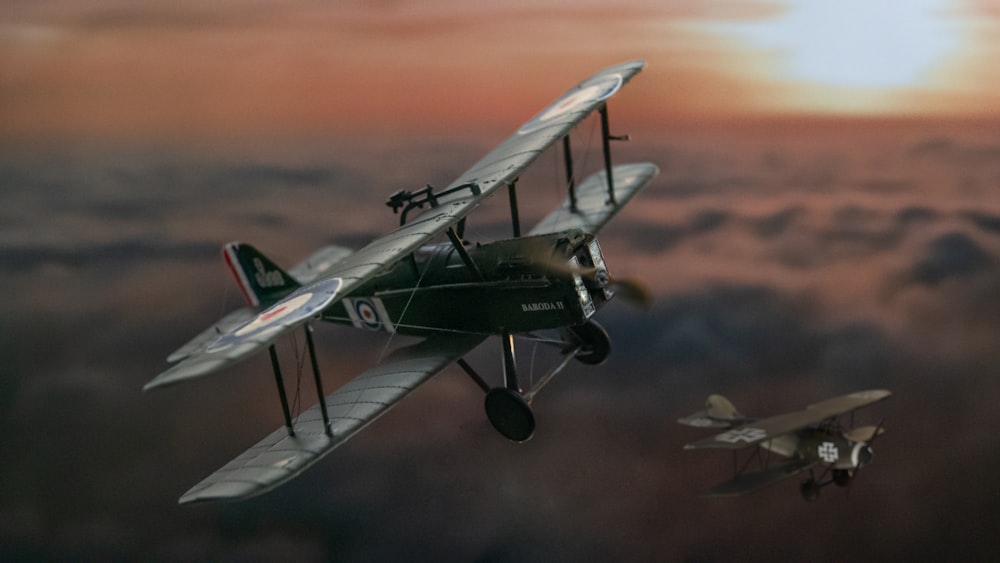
<box><xmin>523</xmin><ymin>241</ymin><xmax>653</xmax><ymax>310</ymax></box>
<box><xmin>846</xmin><ymin>418</ymin><xmax>885</xmax><ymax>496</ymax></box>
<box><xmin>605</xmin><ymin>276</ymin><xmax>653</xmax><ymax>310</ymax></box>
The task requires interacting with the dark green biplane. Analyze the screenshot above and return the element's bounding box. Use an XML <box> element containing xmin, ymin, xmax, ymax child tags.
<box><xmin>679</xmin><ymin>390</ymin><xmax>892</xmax><ymax>501</ymax></box>
<box><xmin>146</xmin><ymin>61</ymin><xmax>658</xmax><ymax>504</ymax></box>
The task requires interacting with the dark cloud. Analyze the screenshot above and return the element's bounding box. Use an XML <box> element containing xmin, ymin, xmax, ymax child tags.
<box><xmin>895</xmin><ymin>205</ymin><xmax>939</xmax><ymax>226</ymax></box>
<box><xmin>961</xmin><ymin>209</ymin><xmax>1000</xmax><ymax>236</ymax></box>
<box><xmin>750</xmin><ymin>206</ymin><xmax>802</xmax><ymax>238</ymax></box>
<box><xmin>909</xmin><ymin>136</ymin><xmax>1000</xmax><ymax>167</ymax></box>
<box><xmin>0</xmin><ymin>240</ymin><xmax>220</xmax><ymax>272</ymax></box>
<box><xmin>909</xmin><ymin>231</ymin><xmax>995</xmax><ymax>287</ymax></box>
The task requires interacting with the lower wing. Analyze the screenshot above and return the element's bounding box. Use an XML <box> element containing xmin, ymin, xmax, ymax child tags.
<box><xmin>702</xmin><ymin>459</ymin><xmax>815</xmax><ymax>497</ymax></box>
<box><xmin>178</xmin><ymin>333</ymin><xmax>485</xmax><ymax>504</ymax></box>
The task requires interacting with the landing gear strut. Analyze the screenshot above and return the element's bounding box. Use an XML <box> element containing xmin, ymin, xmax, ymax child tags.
<box><xmin>457</xmin><ymin>326</ymin><xmax>603</xmax><ymax>442</ymax></box>
<box><xmin>484</xmin><ymin>332</ymin><xmax>536</xmax><ymax>442</ymax></box>
<box><xmin>800</xmin><ymin>478</ymin><xmax>821</xmax><ymax>502</ymax></box>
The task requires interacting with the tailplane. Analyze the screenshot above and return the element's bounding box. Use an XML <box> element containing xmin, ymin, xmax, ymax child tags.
<box><xmin>678</xmin><ymin>394</ymin><xmax>747</xmax><ymax>429</ymax></box>
<box><xmin>222</xmin><ymin>242</ymin><xmax>301</xmax><ymax>308</ymax></box>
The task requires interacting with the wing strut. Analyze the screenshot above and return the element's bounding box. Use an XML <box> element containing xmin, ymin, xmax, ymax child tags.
<box><xmin>507</xmin><ymin>180</ymin><xmax>521</xmax><ymax>238</ymax></box>
<box><xmin>562</xmin><ymin>135</ymin><xmax>577</xmax><ymax>211</ymax></box>
<box><xmin>599</xmin><ymin>105</ymin><xmax>630</xmax><ymax>206</ymax></box>
<box><xmin>267</xmin><ymin>345</ymin><xmax>295</xmax><ymax>437</ymax></box>
<box><xmin>501</xmin><ymin>331</ymin><xmax>520</xmax><ymax>392</ymax></box>
<box><xmin>268</xmin><ymin>326</ymin><xmax>332</xmax><ymax>438</ymax></box>
<box><xmin>304</xmin><ymin>324</ymin><xmax>332</xmax><ymax>436</ymax></box>
<box><xmin>456</xmin><ymin>358</ymin><xmax>491</xmax><ymax>393</ymax></box>
<box><xmin>445</xmin><ymin>226</ymin><xmax>484</xmax><ymax>280</ymax></box>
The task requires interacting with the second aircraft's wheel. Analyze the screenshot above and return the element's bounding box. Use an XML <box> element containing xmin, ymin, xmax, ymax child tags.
<box><xmin>800</xmin><ymin>478</ymin><xmax>821</xmax><ymax>502</ymax></box>
<box><xmin>484</xmin><ymin>387</ymin><xmax>535</xmax><ymax>442</ymax></box>
<box><xmin>568</xmin><ymin>320</ymin><xmax>611</xmax><ymax>365</ymax></box>
<box><xmin>832</xmin><ymin>469</ymin><xmax>852</xmax><ymax>488</ymax></box>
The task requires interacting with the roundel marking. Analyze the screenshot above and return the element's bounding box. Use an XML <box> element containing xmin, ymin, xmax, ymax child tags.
<box><xmin>206</xmin><ymin>277</ymin><xmax>343</xmax><ymax>353</ymax></box>
<box><xmin>235</xmin><ymin>292</ymin><xmax>315</xmax><ymax>337</ymax></box>
<box><xmin>518</xmin><ymin>73</ymin><xmax>623</xmax><ymax>135</ymax></box>
<box><xmin>354</xmin><ymin>299</ymin><xmax>382</xmax><ymax>330</ymax></box>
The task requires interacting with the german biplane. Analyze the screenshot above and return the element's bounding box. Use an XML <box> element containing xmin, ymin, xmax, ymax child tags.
<box><xmin>145</xmin><ymin>61</ymin><xmax>658</xmax><ymax>504</ymax></box>
<box><xmin>678</xmin><ymin>389</ymin><xmax>891</xmax><ymax>501</ymax></box>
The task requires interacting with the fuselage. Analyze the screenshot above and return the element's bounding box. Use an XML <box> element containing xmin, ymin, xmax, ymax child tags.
<box><xmin>320</xmin><ymin>229</ymin><xmax>613</xmax><ymax>336</ymax></box>
<box><xmin>762</xmin><ymin>427</ymin><xmax>873</xmax><ymax>470</ymax></box>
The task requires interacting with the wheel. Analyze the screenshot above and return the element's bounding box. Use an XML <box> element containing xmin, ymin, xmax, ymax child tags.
<box><xmin>832</xmin><ymin>469</ymin><xmax>852</xmax><ymax>488</ymax></box>
<box><xmin>800</xmin><ymin>478</ymin><xmax>821</xmax><ymax>502</ymax></box>
<box><xmin>484</xmin><ymin>387</ymin><xmax>535</xmax><ymax>442</ymax></box>
<box><xmin>568</xmin><ymin>320</ymin><xmax>611</xmax><ymax>365</ymax></box>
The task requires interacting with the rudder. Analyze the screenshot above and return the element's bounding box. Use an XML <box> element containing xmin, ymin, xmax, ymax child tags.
<box><xmin>223</xmin><ymin>242</ymin><xmax>301</xmax><ymax>308</ymax></box>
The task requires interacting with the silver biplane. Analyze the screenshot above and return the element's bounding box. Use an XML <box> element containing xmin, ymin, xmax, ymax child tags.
<box><xmin>146</xmin><ymin>61</ymin><xmax>658</xmax><ymax>503</ymax></box>
<box><xmin>679</xmin><ymin>389</ymin><xmax>891</xmax><ymax>501</ymax></box>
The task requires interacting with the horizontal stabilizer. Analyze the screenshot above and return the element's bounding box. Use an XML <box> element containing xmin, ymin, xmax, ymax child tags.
<box><xmin>529</xmin><ymin>162</ymin><xmax>659</xmax><ymax>236</ymax></box>
<box><xmin>144</xmin><ymin>277</ymin><xmax>343</xmax><ymax>391</ymax></box>
<box><xmin>178</xmin><ymin>333</ymin><xmax>486</xmax><ymax>503</ymax></box>
<box><xmin>678</xmin><ymin>411</ymin><xmax>736</xmax><ymax>429</ymax></box>
<box><xmin>703</xmin><ymin>459</ymin><xmax>814</xmax><ymax>497</ymax></box>
<box><xmin>678</xmin><ymin>394</ymin><xmax>747</xmax><ymax>429</ymax></box>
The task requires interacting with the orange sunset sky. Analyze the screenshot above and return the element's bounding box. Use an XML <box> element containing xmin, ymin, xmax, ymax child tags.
<box><xmin>3</xmin><ymin>0</ymin><xmax>1000</xmax><ymax>141</ymax></box>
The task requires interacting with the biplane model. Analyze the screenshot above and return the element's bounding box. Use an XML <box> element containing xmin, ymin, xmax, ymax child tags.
<box><xmin>678</xmin><ymin>389</ymin><xmax>891</xmax><ymax>501</ymax></box>
<box><xmin>145</xmin><ymin>61</ymin><xmax>659</xmax><ymax>503</ymax></box>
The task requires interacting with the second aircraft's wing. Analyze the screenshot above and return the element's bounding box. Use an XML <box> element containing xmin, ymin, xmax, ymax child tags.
<box><xmin>178</xmin><ymin>333</ymin><xmax>486</xmax><ymax>504</ymax></box>
<box><xmin>702</xmin><ymin>459</ymin><xmax>815</xmax><ymax>497</ymax></box>
<box><xmin>685</xmin><ymin>389</ymin><xmax>893</xmax><ymax>450</ymax></box>
<box><xmin>805</xmin><ymin>389</ymin><xmax>892</xmax><ymax>414</ymax></box>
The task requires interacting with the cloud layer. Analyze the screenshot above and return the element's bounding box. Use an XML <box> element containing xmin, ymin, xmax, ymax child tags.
<box><xmin>3</xmin><ymin>121</ymin><xmax>1000</xmax><ymax>559</ymax></box>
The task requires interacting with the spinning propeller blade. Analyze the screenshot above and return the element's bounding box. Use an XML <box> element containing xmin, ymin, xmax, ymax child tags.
<box><xmin>524</xmin><ymin>243</ymin><xmax>652</xmax><ymax>310</ymax></box>
<box><xmin>847</xmin><ymin>418</ymin><xmax>885</xmax><ymax>496</ymax></box>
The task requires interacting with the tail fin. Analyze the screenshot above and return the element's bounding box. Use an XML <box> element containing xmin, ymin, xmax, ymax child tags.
<box><xmin>705</xmin><ymin>394</ymin><xmax>743</xmax><ymax>422</ymax></box>
<box><xmin>222</xmin><ymin>242</ymin><xmax>301</xmax><ymax>308</ymax></box>
<box><xmin>678</xmin><ymin>394</ymin><xmax>746</xmax><ymax>428</ymax></box>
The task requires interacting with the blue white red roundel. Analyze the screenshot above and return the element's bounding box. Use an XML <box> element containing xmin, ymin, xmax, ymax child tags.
<box><xmin>208</xmin><ymin>277</ymin><xmax>342</xmax><ymax>352</ymax></box>
<box><xmin>354</xmin><ymin>299</ymin><xmax>381</xmax><ymax>330</ymax></box>
<box><xmin>518</xmin><ymin>73</ymin><xmax>623</xmax><ymax>135</ymax></box>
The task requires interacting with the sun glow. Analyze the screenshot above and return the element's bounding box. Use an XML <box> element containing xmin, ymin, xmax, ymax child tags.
<box><xmin>723</xmin><ymin>0</ymin><xmax>962</xmax><ymax>91</ymax></box>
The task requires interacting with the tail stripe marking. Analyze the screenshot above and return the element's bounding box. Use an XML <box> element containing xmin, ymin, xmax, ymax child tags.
<box><xmin>223</xmin><ymin>244</ymin><xmax>260</xmax><ymax>308</ymax></box>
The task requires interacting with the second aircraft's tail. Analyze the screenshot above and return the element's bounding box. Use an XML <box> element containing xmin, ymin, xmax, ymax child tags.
<box><xmin>223</xmin><ymin>242</ymin><xmax>301</xmax><ymax>308</ymax></box>
<box><xmin>678</xmin><ymin>394</ymin><xmax>748</xmax><ymax>429</ymax></box>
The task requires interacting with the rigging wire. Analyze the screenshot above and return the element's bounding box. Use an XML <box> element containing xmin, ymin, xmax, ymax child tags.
<box><xmin>288</xmin><ymin>330</ymin><xmax>305</xmax><ymax>420</ymax></box>
<box><xmin>374</xmin><ymin>236</ymin><xmax>449</xmax><ymax>366</ymax></box>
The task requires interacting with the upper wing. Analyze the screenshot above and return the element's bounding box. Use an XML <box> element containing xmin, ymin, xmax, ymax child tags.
<box><xmin>529</xmin><ymin>163</ymin><xmax>659</xmax><ymax>236</ymax></box>
<box><xmin>287</xmin><ymin>245</ymin><xmax>354</xmax><ymax>284</ymax></box>
<box><xmin>146</xmin><ymin>61</ymin><xmax>646</xmax><ymax>390</ymax></box>
<box><xmin>685</xmin><ymin>389</ymin><xmax>892</xmax><ymax>450</ymax></box>
<box><xmin>178</xmin><ymin>333</ymin><xmax>486</xmax><ymax>504</ymax></box>
<box><xmin>805</xmin><ymin>389</ymin><xmax>892</xmax><ymax>414</ymax></box>
<box><xmin>165</xmin><ymin>307</ymin><xmax>257</xmax><ymax>363</ymax></box>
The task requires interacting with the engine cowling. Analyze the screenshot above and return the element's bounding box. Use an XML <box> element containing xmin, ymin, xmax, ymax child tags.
<box><xmin>851</xmin><ymin>442</ymin><xmax>874</xmax><ymax>468</ymax></box>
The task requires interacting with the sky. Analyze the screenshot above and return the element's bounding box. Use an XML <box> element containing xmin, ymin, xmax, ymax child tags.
<box><xmin>3</xmin><ymin>1</ymin><xmax>1000</xmax><ymax>561</ymax></box>
<box><xmin>3</xmin><ymin>0</ymin><xmax>1000</xmax><ymax>141</ymax></box>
